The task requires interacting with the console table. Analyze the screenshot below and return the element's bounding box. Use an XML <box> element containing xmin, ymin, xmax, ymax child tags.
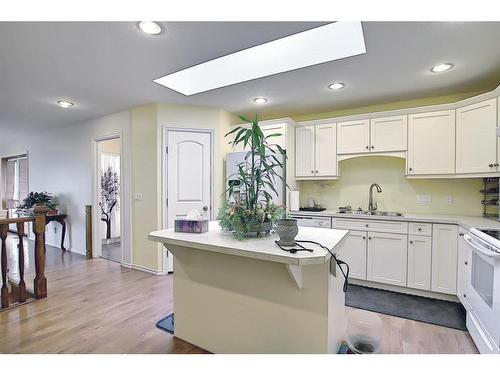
<box><xmin>45</xmin><ymin>214</ymin><xmax>68</xmax><ymax>251</ymax></box>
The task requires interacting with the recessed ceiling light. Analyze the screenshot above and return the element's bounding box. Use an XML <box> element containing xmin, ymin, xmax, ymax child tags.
<box><xmin>56</xmin><ymin>100</ymin><xmax>74</xmax><ymax>108</ymax></box>
<box><xmin>253</xmin><ymin>97</ymin><xmax>268</xmax><ymax>104</ymax></box>
<box><xmin>138</xmin><ymin>21</ymin><xmax>162</xmax><ymax>35</ymax></box>
<box><xmin>431</xmin><ymin>63</ymin><xmax>454</xmax><ymax>73</ymax></box>
<box><xmin>328</xmin><ymin>82</ymin><xmax>345</xmax><ymax>90</ymax></box>
<box><xmin>154</xmin><ymin>22</ymin><xmax>366</xmax><ymax>95</ymax></box>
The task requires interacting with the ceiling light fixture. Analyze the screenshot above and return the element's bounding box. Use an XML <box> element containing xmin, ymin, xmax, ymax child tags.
<box><xmin>138</xmin><ymin>21</ymin><xmax>162</xmax><ymax>35</ymax></box>
<box><xmin>253</xmin><ymin>97</ymin><xmax>268</xmax><ymax>104</ymax></box>
<box><xmin>56</xmin><ymin>100</ymin><xmax>74</xmax><ymax>108</ymax></box>
<box><xmin>154</xmin><ymin>22</ymin><xmax>366</xmax><ymax>95</ymax></box>
<box><xmin>431</xmin><ymin>63</ymin><xmax>454</xmax><ymax>73</ymax></box>
<box><xmin>328</xmin><ymin>82</ymin><xmax>345</xmax><ymax>90</ymax></box>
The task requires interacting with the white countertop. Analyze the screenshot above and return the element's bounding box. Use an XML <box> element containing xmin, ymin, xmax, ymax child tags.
<box><xmin>290</xmin><ymin>210</ymin><xmax>500</xmax><ymax>230</ymax></box>
<box><xmin>148</xmin><ymin>221</ymin><xmax>349</xmax><ymax>266</ymax></box>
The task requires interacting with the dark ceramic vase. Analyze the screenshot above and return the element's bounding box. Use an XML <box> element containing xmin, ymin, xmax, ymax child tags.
<box><xmin>276</xmin><ymin>219</ymin><xmax>299</xmax><ymax>246</ymax></box>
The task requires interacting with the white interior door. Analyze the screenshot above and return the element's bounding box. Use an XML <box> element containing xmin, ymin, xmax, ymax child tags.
<box><xmin>166</xmin><ymin>130</ymin><xmax>212</xmax><ymax>227</ymax></box>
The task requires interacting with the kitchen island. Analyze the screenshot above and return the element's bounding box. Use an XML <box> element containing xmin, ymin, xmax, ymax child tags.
<box><xmin>148</xmin><ymin>221</ymin><xmax>349</xmax><ymax>354</ymax></box>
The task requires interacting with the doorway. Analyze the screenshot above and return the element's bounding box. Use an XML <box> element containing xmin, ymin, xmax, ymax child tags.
<box><xmin>163</xmin><ymin>128</ymin><xmax>214</xmax><ymax>272</ymax></box>
<box><xmin>95</xmin><ymin>136</ymin><xmax>122</xmax><ymax>263</ymax></box>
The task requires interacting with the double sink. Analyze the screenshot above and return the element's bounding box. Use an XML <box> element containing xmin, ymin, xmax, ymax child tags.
<box><xmin>340</xmin><ymin>210</ymin><xmax>404</xmax><ymax>217</ymax></box>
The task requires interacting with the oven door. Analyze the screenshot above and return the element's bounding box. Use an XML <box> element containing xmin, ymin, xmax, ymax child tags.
<box><xmin>464</xmin><ymin>233</ymin><xmax>500</xmax><ymax>347</ymax></box>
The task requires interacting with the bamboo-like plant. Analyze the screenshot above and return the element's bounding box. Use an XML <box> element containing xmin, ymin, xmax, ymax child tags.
<box><xmin>217</xmin><ymin>115</ymin><xmax>286</xmax><ymax>239</ymax></box>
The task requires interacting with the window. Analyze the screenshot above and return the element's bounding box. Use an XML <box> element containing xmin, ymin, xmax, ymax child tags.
<box><xmin>2</xmin><ymin>155</ymin><xmax>28</xmax><ymax>211</ymax></box>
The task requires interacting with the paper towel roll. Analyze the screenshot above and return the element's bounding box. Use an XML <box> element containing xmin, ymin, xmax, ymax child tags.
<box><xmin>289</xmin><ymin>191</ymin><xmax>300</xmax><ymax>211</ymax></box>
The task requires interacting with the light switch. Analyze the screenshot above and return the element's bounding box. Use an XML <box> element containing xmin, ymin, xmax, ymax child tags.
<box><xmin>416</xmin><ymin>195</ymin><xmax>432</xmax><ymax>204</ymax></box>
<box><xmin>134</xmin><ymin>192</ymin><xmax>143</xmax><ymax>201</ymax></box>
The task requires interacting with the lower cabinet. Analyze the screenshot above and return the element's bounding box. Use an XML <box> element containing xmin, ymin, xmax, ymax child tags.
<box><xmin>337</xmin><ymin>230</ymin><xmax>367</xmax><ymax>280</ymax></box>
<box><xmin>367</xmin><ymin>232</ymin><xmax>408</xmax><ymax>287</ymax></box>
<box><xmin>457</xmin><ymin>231</ymin><xmax>470</xmax><ymax>307</ymax></box>
<box><xmin>407</xmin><ymin>235</ymin><xmax>432</xmax><ymax>291</ymax></box>
<box><xmin>431</xmin><ymin>224</ymin><xmax>458</xmax><ymax>294</ymax></box>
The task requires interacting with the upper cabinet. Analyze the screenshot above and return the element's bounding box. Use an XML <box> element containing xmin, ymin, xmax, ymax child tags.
<box><xmin>370</xmin><ymin>115</ymin><xmax>407</xmax><ymax>152</ymax></box>
<box><xmin>337</xmin><ymin>119</ymin><xmax>370</xmax><ymax>154</ymax></box>
<box><xmin>407</xmin><ymin>110</ymin><xmax>456</xmax><ymax>175</ymax></box>
<box><xmin>295</xmin><ymin>123</ymin><xmax>337</xmax><ymax>179</ymax></box>
<box><xmin>456</xmin><ymin>98</ymin><xmax>498</xmax><ymax>174</ymax></box>
<box><xmin>337</xmin><ymin>116</ymin><xmax>407</xmax><ymax>155</ymax></box>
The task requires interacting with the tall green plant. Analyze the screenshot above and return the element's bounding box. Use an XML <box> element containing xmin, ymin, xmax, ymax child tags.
<box><xmin>225</xmin><ymin>115</ymin><xmax>287</xmax><ymax>209</ymax></box>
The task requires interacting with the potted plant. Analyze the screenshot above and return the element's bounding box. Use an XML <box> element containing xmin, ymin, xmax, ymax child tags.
<box><xmin>217</xmin><ymin>115</ymin><xmax>286</xmax><ymax>239</ymax></box>
<box><xmin>17</xmin><ymin>192</ymin><xmax>57</xmax><ymax>215</ymax></box>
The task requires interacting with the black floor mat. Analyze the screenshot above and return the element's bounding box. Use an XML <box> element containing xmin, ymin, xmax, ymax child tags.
<box><xmin>345</xmin><ymin>284</ymin><xmax>467</xmax><ymax>331</ymax></box>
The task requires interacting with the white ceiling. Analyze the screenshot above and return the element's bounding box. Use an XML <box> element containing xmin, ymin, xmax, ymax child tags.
<box><xmin>1</xmin><ymin>21</ymin><xmax>499</xmax><ymax>140</ymax></box>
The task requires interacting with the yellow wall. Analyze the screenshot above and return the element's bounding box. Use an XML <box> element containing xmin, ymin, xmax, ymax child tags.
<box><xmin>297</xmin><ymin>157</ymin><xmax>483</xmax><ymax>215</ymax></box>
<box><xmin>291</xmin><ymin>90</ymin><xmax>488</xmax><ymax>122</ymax></box>
<box><xmin>130</xmin><ymin>103</ymin><xmax>236</xmax><ymax>272</ymax></box>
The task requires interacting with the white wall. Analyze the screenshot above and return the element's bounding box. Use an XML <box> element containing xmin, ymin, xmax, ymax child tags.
<box><xmin>0</xmin><ymin>111</ymin><xmax>132</xmax><ymax>263</ymax></box>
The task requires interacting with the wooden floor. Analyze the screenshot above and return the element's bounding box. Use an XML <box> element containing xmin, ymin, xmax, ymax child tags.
<box><xmin>0</xmin><ymin>239</ymin><xmax>478</xmax><ymax>354</ymax></box>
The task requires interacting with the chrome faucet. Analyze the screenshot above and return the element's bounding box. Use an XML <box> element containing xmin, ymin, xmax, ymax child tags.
<box><xmin>368</xmin><ymin>183</ymin><xmax>382</xmax><ymax>212</ymax></box>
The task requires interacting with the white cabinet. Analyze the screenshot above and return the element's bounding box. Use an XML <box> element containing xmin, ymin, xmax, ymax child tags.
<box><xmin>431</xmin><ymin>224</ymin><xmax>458</xmax><ymax>295</ymax></box>
<box><xmin>457</xmin><ymin>231</ymin><xmax>470</xmax><ymax>307</ymax></box>
<box><xmin>370</xmin><ymin>115</ymin><xmax>407</xmax><ymax>152</ymax></box>
<box><xmin>456</xmin><ymin>98</ymin><xmax>498</xmax><ymax>174</ymax></box>
<box><xmin>407</xmin><ymin>110</ymin><xmax>456</xmax><ymax>175</ymax></box>
<box><xmin>367</xmin><ymin>232</ymin><xmax>408</xmax><ymax>287</ymax></box>
<box><xmin>337</xmin><ymin>119</ymin><xmax>370</xmax><ymax>154</ymax></box>
<box><xmin>337</xmin><ymin>230</ymin><xmax>367</xmax><ymax>280</ymax></box>
<box><xmin>295</xmin><ymin>126</ymin><xmax>315</xmax><ymax>177</ymax></box>
<box><xmin>295</xmin><ymin>123</ymin><xmax>337</xmax><ymax>178</ymax></box>
<box><xmin>407</xmin><ymin>235</ymin><xmax>432</xmax><ymax>291</ymax></box>
<box><xmin>261</xmin><ymin>123</ymin><xmax>287</xmax><ymax>151</ymax></box>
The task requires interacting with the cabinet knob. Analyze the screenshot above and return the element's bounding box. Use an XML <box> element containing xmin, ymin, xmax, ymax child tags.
<box><xmin>409</xmin><ymin>167</ymin><xmax>413</xmax><ymax>172</ymax></box>
<box><xmin>465</xmin><ymin>261</ymin><xmax>468</xmax><ymax>265</ymax></box>
<box><xmin>371</xmin><ymin>145</ymin><xmax>375</xmax><ymax>149</ymax></box>
<box><xmin>464</xmin><ymin>294</ymin><xmax>467</xmax><ymax>298</ymax></box>
<box><xmin>418</xmin><ymin>228</ymin><xmax>422</xmax><ymax>232</ymax></box>
<box><xmin>489</xmin><ymin>164</ymin><xmax>494</xmax><ymax>168</ymax></box>
<box><xmin>365</xmin><ymin>224</ymin><xmax>369</xmax><ymax>228</ymax></box>
<box><xmin>495</xmin><ymin>163</ymin><xmax>499</xmax><ymax>167</ymax></box>
<box><xmin>366</xmin><ymin>145</ymin><xmax>369</xmax><ymax>149</ymax></box>
<box><xmin>362</xmin><ymin>236</ymin><xmax>366</xmax><ymax>240</ymax></box>
<box><xmin>368</xmin><ymin>237</ymin><xmax>372</xmax><ymax>240</ymax></box>
<box><xmin>409</xmin><ymin>240</ymin><xmax>413</xmax><ymax>244</ymax></box>
<box><xmin>459</xmin><ymin>233</ymin><xmax>464</xmax><ymax>237</ymax></box>
<box><xmin>315</xmin><ymin>170</ymin><xmax>319</xmax><ymax>173</ymax></box>
<box><xmin>311</xmin><ymin>170</ymin><xmax>314</xmax><ymax>174</ymax></box>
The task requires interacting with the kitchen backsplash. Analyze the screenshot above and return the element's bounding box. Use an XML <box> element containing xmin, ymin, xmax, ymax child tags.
<box><xmin>297</xmin><ymin>156</ymin><xmax>483</xmax><ymax>216</ymax></box>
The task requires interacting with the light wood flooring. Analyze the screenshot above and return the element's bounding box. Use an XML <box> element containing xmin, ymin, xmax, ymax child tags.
<box><xmin>0</xmin><ymin>238</ymin><xmax>478</xmax><ymax>354</ymax></box>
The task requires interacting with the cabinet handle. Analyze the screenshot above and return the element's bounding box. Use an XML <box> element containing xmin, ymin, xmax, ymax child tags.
<box><xmin>368</xmin><ymin>237</ymin><xmax>372</xmax><ymax>240</ymax></box>
<box><xmin>315</xmin><ymin>170</ymin><xmax>319</xmax><ymax>173</ymax></box>
<box><xmin>417</xmin><ymin>228</ymin><xmax>422</xmax><ymax>232</ymax></box>
<box><xmin>465</xmin><ymin>261</ymin><xmax>468</xmax><ymax>265</ymax></box>
<box><xmin>409</xmin><ymin>167</ymin><xmax>413</xmax><ymax>172</ymax></box>
<box><xmin>409</xmin><ymin>240</ymin><xmax>413</xmax><ymax>244</ymax></box>
<box><xmin>371</xmin><ymin>145</ymin><xmax>375</xmax><ymax>149</ymax></box>
<box><xmin>489</xmin><ymin>164</ymin><xmax>494</xmax><ymax>168</ymax></box>
<box><xmin>366</xmin><ymin>145</ymin><xmax>369</xmax><ymax>150</ymax></box>
<box><xmin>362</xmin><ymin>236</ymin><xmax>366</xmax><ymax>240</ymax></box>
<box><xmin>459</xmin><ymin>233</ymin><xmax>464</xmax><ymax>237</ymax></box>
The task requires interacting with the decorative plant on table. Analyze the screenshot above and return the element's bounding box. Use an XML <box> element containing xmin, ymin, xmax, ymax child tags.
<box><xmin>217</xmin><ymin>115</ymin><xmax>286</xmax><ymax>240</ymax></box>
<box><xmin>100</xmin><ymin>166</ymin><xmax>120</xmax><ymax>240</ymax></box>
<box><xmin>17</xmin><ymin>192</ymin><xmax>57</xmax><ymax>215</ymax></box>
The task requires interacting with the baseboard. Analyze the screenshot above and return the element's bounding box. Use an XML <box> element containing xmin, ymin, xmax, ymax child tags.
<box><xmin>350</xmin><ymin>279</ymin><xmax>459</xmax><ymax>302</ymax></box>
<box><xmin>130</xmin><ymin>263</ymin><xmax>165</xmax><ymax>276</ymax></box>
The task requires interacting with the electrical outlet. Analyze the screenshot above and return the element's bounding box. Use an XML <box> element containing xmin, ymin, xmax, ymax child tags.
<box><xmin>444</xmin><ymin>195</ymin><xmax>454</xmax><ymax>205</ymax></box>
<box><xmin>416</xmin><ymin>195</ymin><xmax>432</xmax><ymax>204</ymax></box>
<box><xmin>134</xmin><ymin>192</ymin><xmax>143</xmax><ymax>201</ymax></box>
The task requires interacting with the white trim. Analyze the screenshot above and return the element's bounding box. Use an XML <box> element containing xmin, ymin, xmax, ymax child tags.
<box><xmin>162</xmin><ymin>126</ymin><xmax>215</xmax><ymax>274</ymax></box>
<box><xmin>131</xmin><ymin>263</ymin><xmax>165</xmax><ymax>275</ymax></box>
<box><xmin>92</xmin><ymin>132</ymin><xmax>128</xmax><ymax>265</ymax></box>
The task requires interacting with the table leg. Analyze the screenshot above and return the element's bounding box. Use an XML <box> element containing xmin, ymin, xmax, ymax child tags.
<box><xmin>57</xmin><ymin>218</ymin><xmax>66</xmax><ymax>251</ymax></box>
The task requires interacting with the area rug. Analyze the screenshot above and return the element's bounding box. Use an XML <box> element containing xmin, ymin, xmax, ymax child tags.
<box><xmin>156</xmin><ymin>313</ymin><xmax>174</xmax><ymax>334</ymax></box>
<box><xmin>345</xmin><ymin>284</ymin><xmax>467</xmax><ymax>331</ymax></box>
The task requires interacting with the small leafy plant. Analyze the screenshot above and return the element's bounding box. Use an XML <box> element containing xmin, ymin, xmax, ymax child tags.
<box><xmin>217</xmin><ymin>115</ymin><xmax>286</xmax><ymax>239</ymax></box>
<box><xmin>17</xmin><ymin>192</ymin><xmax>57</xmax><ymax>213</ymax></box>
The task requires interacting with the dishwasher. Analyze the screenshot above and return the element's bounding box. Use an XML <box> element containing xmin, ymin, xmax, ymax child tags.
<box><xmin>290</xmin><ymin>215</ymin><xmax>332</xmax><ymax>228</ymax></box>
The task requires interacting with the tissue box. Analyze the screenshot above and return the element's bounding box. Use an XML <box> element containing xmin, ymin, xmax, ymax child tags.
<box><xmin>174</xmin><ymin>219</ymin><xmax>209</xmax><ymax>233</ymax></box>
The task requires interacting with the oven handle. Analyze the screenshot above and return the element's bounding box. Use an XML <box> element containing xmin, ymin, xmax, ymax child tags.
<box><xmin>464</xmin><ymin>234</ymin><xmax>500</xmax><ymax>259</ymax></box>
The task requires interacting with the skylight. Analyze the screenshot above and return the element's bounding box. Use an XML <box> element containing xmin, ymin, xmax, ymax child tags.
<box><xmin>154</xmin><ymin>22</ymin><xmax>366</xmax><ymax>96</ymax></box>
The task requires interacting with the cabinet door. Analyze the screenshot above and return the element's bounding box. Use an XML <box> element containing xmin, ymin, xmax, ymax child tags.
<box><xmin>295</xmin><ymin>126</ymin><xmax>315</xmax><ymax>177</ymax></box>
<box><xmin>456</xmin><ymin>98</ymin><xmax>497</xmax><ymax>174</ymax></box>
<box><xmin>431</xmin><ymin>224</ymin><xmax>458</xmax><ymax>295</ymax></box>
<box><xmin>457</xmin><ymin>231</ymin><xmax>470</xmax><ymax>307</ymax></box>
<box><xmin>337</xmin><ymin>230</ymin><xmax>367</xmax><ymax>280</ymax></box>
<box><xmin>367</xmin><ymin>232</ymin><xmax>408</xmax><ymax>287</ymax></box>
<box><xmin>407</xmin><ymin>235</ymin><xmax>432</xmax><ymax>291</ymax></box>
<box><xmin>262</xmin><ymin>123</ymin><xmax>287</xmax><ymax>151</ymax></box>
<box><xmin>407</xmin><ymin>110</ymin><xmax>455</xmax><ymax>175</ymax></box>
<box><xmin>370</xmin><ymin>115</ymin><xmax>407</xmax><ymax>152</ymax></box>
<box><xmin>337</xmin><ymin>119</ymin><xmax>370</xmax><ymax>154</ymax></box>
<box><xmin>315</xmin><ymin>123</ymin><xmax>337</xmax><ymax>177</ymax></box>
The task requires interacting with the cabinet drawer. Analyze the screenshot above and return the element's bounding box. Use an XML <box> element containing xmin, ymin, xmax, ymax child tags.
<box><xmin>409</xmin><ymin>222</ymin><xmax>432</xmax><ymax>236</ymax></box>
<box><xmin>332</xmin><ymin>218</ymin><xmax>408</xmax><ymax>234</ymax></box>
